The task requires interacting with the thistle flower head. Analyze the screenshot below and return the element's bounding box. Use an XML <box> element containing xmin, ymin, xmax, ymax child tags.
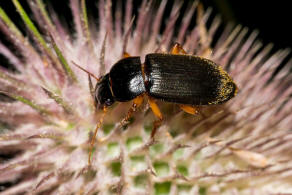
<box><xmin>0</xmin><ymin>0</ymin><xmax>292</xmax><ymax>194</ymax></box>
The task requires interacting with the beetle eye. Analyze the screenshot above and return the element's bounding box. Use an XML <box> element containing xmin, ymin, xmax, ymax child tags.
<box><xmin>105</xmin><ymin>98</ymin><xmax>113</xmax><ymax>106</ymax></box>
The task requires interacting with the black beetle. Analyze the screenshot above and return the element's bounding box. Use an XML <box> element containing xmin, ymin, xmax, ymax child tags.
<box><xmin>74</xmin><ymin>43</ymin><xmax>238</xmax><ymax>164</ymax></box>
<box><xmin>97</xmin><ymin>53</ymin><xmax>237</xmax><ymax>108</ymax></box>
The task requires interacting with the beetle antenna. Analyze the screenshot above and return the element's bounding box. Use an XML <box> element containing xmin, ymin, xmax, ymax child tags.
<box><xmin>88</xmin><ymin>106</ymin><xmax>107</xmax><ymax>165</ymax></box>
<box><xmin>71</xmin><ymin>61</ymin><xmax>101</xmax><ymax>81</ymax></box>
<box><xmin>88</xmin><ymin>74</ymin><xmax>95</xmax><ymax>101</ymax></box>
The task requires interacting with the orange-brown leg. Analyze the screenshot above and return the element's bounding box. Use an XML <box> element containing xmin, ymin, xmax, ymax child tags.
<box><xmin>148</xmin><ymin>97</ymin><xmax>163</xmax><ymax>138</ymax></box>
<box><xmin>170</xmin><ymin>42</ymin><xmax>187</xmax><ymax>55</ymax></box>
<box><xmin>88</xmin><ymin>106</ymin><xmax>107</xmax><ymax>165</ymax></box>
<box><xmin>123</xmin><ymin>52</ymin><xmax>131</xmax><ymax>58</ymax></box>
<box><xmin>179</xmin><ymin>104</ymin><xmax>199</xmax><ymax>115</ymax></box>
<box><xmin>120</xmin><ymin>95</ymin><xmax>144</xmax><ymax>126</ymax></box>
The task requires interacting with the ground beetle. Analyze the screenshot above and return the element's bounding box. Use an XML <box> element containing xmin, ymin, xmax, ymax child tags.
<box><xmin>74</xmin><ymin>43</ymin><xmax>238</xmax><ymax>164</ymax></box>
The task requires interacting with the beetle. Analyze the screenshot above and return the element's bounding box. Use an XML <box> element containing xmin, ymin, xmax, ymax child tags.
<box><xmin>74</xmin><ymin>43</ymin><xmax>238</xmax><ymax>164</ymax></box>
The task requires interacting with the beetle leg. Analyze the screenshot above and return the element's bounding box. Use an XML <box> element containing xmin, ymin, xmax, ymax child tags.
<box><xmin>148</xmin><ymin>97</ymin><xmax>163</xmax><ymax>138</ymax></box>
<box><xmin>88</xmin><ymin>106</ymin><xmax>107</xmax><ymax>165</ymax></box>
<box><xmin>120</xmin><ymin>95</ymin><xmax>144</xmax><ymax>126</ymax></box>
<box><xmin>170</xmin><ymin>42</ymin><xmax>187</xmax><ymax>54</ymax></box>
<box><xmin>123</xmin><ymin>52</ymin><xmax>131</xmax><ymax>58</ymax></box>
<box><xmin>179</xmin><ymin>104</ymin><xmax>199</xmax><ymax>115</ymax></box>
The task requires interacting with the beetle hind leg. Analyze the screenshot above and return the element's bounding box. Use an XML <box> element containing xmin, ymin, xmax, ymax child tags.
<box><xmin>179</xmin><ymin>104</ymin><xmax>199</xmax><ymax>115</ymax></box>
<box><xmin>148</xmin><ymin>97</ymin><xmax>163</xmax><ymax>139</ymax></box>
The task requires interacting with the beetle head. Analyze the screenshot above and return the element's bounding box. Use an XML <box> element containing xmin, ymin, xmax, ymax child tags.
<box><xmin>95</xmin><ymin>74</ymin><xmax>115</xmax><ymax>109</ymax></box>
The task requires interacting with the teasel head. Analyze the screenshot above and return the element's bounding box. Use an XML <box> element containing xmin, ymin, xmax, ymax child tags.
<box><xmin>0</xmin><ymin>0</ymin><xmax>291</xmax><ymax>194</ymax></box>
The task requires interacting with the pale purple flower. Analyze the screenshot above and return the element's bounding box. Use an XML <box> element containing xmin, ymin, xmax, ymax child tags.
<box><xmin>0</xmin><ymin>0</ymin><xmax>291</xmax><ymax>194</ymax></box>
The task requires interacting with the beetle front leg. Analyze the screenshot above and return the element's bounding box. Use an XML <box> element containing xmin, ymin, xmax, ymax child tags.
<box><xmin>170</xmin><ymin>42</ymin><xmax>187</xmax><ymax>54</ymax></box>
<box><xmin>88</xmin><ymin>106</ymin><xmax>107</xmax><ymax>165</ymax></box>
<box><xmin>120</xmin><ymin>95</ymin><xmax>144</xmax><ymax>126</ymax></box>
<box><xmin>148</xmin><ymin>97</ymin><xmax>163</xmax><ymax>139</ymax></box>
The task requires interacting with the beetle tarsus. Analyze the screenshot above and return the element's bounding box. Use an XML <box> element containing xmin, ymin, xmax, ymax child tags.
<box><xmin>150</xmin><ymin>117</ymin><xmax>163</xmax><ymax>138</ymax></box>
<box><xmin>120</xmin><ymin>95</ymin><xmax>144</xmax><ymax>127</ymax></box>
